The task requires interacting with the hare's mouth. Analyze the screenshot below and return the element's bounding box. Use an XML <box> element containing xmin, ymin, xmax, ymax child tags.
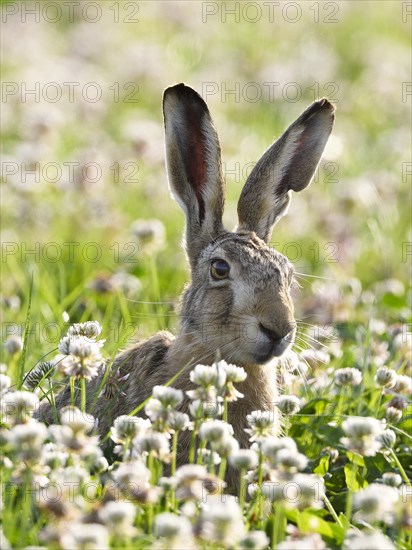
<box><xmin>255</xmin><ymin>323</ymin><xmax>295</xmax><ymax>363</ymax></box>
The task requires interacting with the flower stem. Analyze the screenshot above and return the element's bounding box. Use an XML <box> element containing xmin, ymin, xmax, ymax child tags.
<box><xmin>80</xmin><ymin>377</ymin><xmax>86</xmax><ymax>412</ymax></box>
<box><xmin>284</xmin><ymin>416</ymin><xmax>290</xmax><ymax>437</ymax></box>
<box><xmin>389</xmin><ymin>448</ymin><xmax>411</xmax><ymax>486</ymax></box>
<box><xmin>189</xmin><ymin>415</ymin><xmax>199</xmax><ymax>464</ymax></box>
<box><xmin>239</xmin><ymin>468</ymin><xmax>246</xmax><ymax>509</ymax></box>
<box><xmin>336</xmin><ymin>387</ymin><xmax>346</xmax><ymax>419</ymax></box>
<box><xmin>271</xmin><ymin>503</ymin><xmax>285</xmax><ymax>548</ymax></box>
<box><xmin>171</xmin><ymin>431</ymin><xmax>178</xmax><ymax>475</ymax></box>
<box><xmin>257</xmin><ymin>449</ymin><xmax>264</xmax><ymax>527</ymax></box>
<box><xmin>375</xmin><ymin>388</ymin><xmax>383</xmax><ymax>418</ymax></box>
<box><xmin>218</xmin><ymin>456</ymin><xmax>227</xmax><ymax>480</ymax></box>
<box><xmin>70</xmin><ymin>377</ymin><xmax>75</xmax><ymax>406</ymax></box>
<box><xmin>345</xmin><ymin>490</ymin><xmax>353</xmax><ymax>525</ymax></box>
<box><xmin>223</xmin><ymin>398</ymin><xmax>228</xmax><ymax>423</ymax></box>
<box><xmin>324</xmin><ymin>494</ymin><xmax>342</xmax><ymax>526</ymax></box>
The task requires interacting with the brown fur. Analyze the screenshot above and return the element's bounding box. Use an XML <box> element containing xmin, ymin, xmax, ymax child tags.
<box><xmin>38</xmin><ymin>85</ymin><xmax>335</xmax><ymax>490</ymax></box>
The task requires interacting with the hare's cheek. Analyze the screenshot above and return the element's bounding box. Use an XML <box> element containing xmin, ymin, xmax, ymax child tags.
<box><xmin>231</xmin><ymin>282</ymin><xmax>256</xmax><ymax>315</ymax></box>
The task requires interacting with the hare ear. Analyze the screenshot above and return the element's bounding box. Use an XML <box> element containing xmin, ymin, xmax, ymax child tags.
<box><xmin>237</xmin><ymin>98</ymin><xmax>335</xmax><ymax>242</ymax></box>
<box><xmin>163</xmin><ymin>84</ymin><xmax>225</xmax><ymax>267</ymax></box>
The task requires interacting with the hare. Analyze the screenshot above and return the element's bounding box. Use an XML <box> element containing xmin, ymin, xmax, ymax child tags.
<box><xmin>40</xmin><ymin>84</ymin><xmax>335</xmax><ymax>475</ymax></box>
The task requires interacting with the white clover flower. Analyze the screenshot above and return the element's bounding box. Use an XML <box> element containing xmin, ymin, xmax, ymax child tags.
<box><xmin>262</xmin><ymin>474</ymin><xmax>324</xmax><ymax>510</ymax></box>
<box><xmin>60</xmin><ymin>406</ymin><xmax>96</xmax><ymax>434</ymax></box>
<box><xmin>342</xmin><ymin>417</ymin><xmax>385</xmax><ymax>438</ymax></box>
<box><xmin>341</xmin><ymin>416</ymin><xmax>385</xmax><ymax>457</ymax></box>
<box><xmin>245</xmin><ymin>410</ymin><xmax>278</xmax><ymax>441</ymax></box>
<box><xmin>109</xmin><ymin>271</ymin><xmax>143</xmax><ymax>297</ymax></box>
<box><xmin>112</xmin><ymin>460</ymin><xmax>150</xmax><ymax>488</ymax></box>
<box><xmin>58</xmin><ymin>336</ymin><xmax>72</xmax><ymax>355</ymax></box>
<box><xmin>47</xmin><ymin>424</ymin><xmax>80</xmax><ymax>452</ymax></box>
<box><xmin>353</xmin><ymin>483</ymin><xmax>399</xmax><ymax>524</ymax></box>
<box><xmin>261</xmin><ymin>480</ymin><xmax>287</xmax><ymax>504</ymax></box>
<box><xmin>261</xmin><ymin>436</ymin><xmax>297</xmax><ymax>462</ymax></box>
<box><xmin>334</xmin><ymin>367</ymin><xmax>362</xmax><ymax>386</ymax></box>
<box><xmin>60</xmin><ymin>522</ymin><xmax>109</xmax><ymax>550</ymax></box>
<box><xmin>376</xmin><ymin>429</ymin><xmax>396</xmax><ymax>449</ymax></box>
<box><xmin>68</xmin><ymin>337</ymin><xmax>103</xmax><ymax>359</ymax></box>
<box><xmin>174</xmin><ymin>464</ymin><xmax>222</xmax><ymax>500</ymax></box>
<box><xmin>198</xmin><ymin>448</ymin><xmax>221</xmax><ymax>465</ymax></box>
<box><xmin>41</xmin><ymin>442</ymin><xmax>68</xmax><ymax>470</ymax></box>
<box><xmin>211</xmin><ymin>433</ymin><xmax>240</xmax><ymax>457</ymax></box>
<box><xmin>110</xmin><ymin>459</ymin><xmax>159</xmax><ymax>502</ymax></box>
<box><xmin>189</xmin><ymin>399</ymin><xmax>223</xmax><ymax>420</ymax></box>
<box><xmin>166</xmin><ymin>410</ymin><xmax>190</xmax><ymax>432</ymax></box>
<box><xmin>277</xmin><ymin>533</ymin><xmax>326</xmax><ymax>550</ymax></box>
<box><xmin>81</xmin><ymin>444</ymin><xmax>108</xmax><ymax>473</ymax></box>
<box><xmin>381</xmin><ymin>472</ymin><xmax>403</xmax><ymax>487</ymax></box>
<box><xmin>291</xmin><ymin>474</ymin><xmax>325</xmax><ymax>510</ymax></box>
<box><xmin>343</xmin><ymin>530</ymin><xmax>395</xmax><ymax>550</ymax></box>
<box><xmin>131</xmin><ymin>218</ymin><xmax>165</xmax><ymax>251</ymax></box>
<box><xmin>99</xmin><ymin>501</ymin><xmax>136</xmax><ymax>537</ymax></box>
<box><xmin>276</xmin><ymin>448</ymin><xmax>308</xmax><ymax>472</ymax></box>
<box><xmin>145</xmin><ymin>398</ymin><xmax>167</xmax><ymax>423</ymax></box>
<box><xmin>133</xmin><ymin>431</ymin><xmax>170</xmax><ymax>459</ymax></box>
<box><xmin>154</xmin><ymin>512</ymin><xmax>194</xmax><ymax>549</ymax></box>
<box><xmin>187</xmin><ymin>363</ymin><xmax>226</xmax><ymax>401</ymax></box>
<box><xmin>200</xmin><ymin>495</ymin><xmax>245</xmax><ymax>546</ymax></box>
<box><xmin>58</xmin><ymin>326</ymin><xmax>105</xmax><ymax>381</ymax></box>
<box><xmin>52</xmin><ymin>466</ymin><xmax>91</xmax><ymax>501</ymax></box>
<box><xmin>154</xmin><ymin>512</ymin><xmax>192</xmax><ymax>537</ymax></box>
<box><xmin>393</xmin><ymin>330</ymin><xmax>412</xmax><ymax>353</ymax></box>
<box><xmin>386</xmin><ymin>406</ymin><xmax>402</xmax><ymax>423</ymax></box>
<box><xmin>275</xmin><ymin>395</ymin><xmax>301</xmax><ymax>415</ymax></box>
<box><xmin>229</xmin><ymin>449</ymin><xmax>259</xmax><ymax>470</ymax></box>
<box><xmin>221</xmin><ymin>361</ymin><xmax>247</xmax><ymax>383</ymax></box>
<box><xmin>9</xmin><ymin>421</ymin><xmax>47</xmax><ymax>462</ymax></box>
<box><xmin>1</xmin><ymin>391</ymin><xmax>39</xmax><ymax>425</ymax></box>
<box><xmin>68</xmin><ymin>321</ymin><xmax>102</xmax><ymax>339</ymax></box>
<box><xmin>174</xmin><ymin>464</ymin><xmax>208</xmax><ymax>482</ymax></box>
<box><xmin>218</xmin><ymin>360</ymin><xmax>247</xmax><ymax>401</ymax></box>
<box><xmin>152</xmin><ymin>385</ymin><xmax>183</xmax><ymax>408</ymax></box>
<box><xmin>375</xmin><ymin>367</ymin><xmax>397</xmax><ymax>388</ymax></box>
<box><xmin>392</xmin><ymin>374</ymin><xmax>412</xmax><ymax>394</ymax></box>
<box><xmin>59</xmin><ymin>353</ymin><xmax>104</xmax><ymax>381</ymax></box>
<box><xmin>111</xmin><ymin>414</ymin><xmax>149</xmax><ymax>443</ymax></box>
<box><xmin>238</xmin><ymin>530</ymin><xmax>269</xmax><ymax>550</ymax></box>
<box><xmin>3</xmin><ymin>335</ymin><xmax>23</xmax><ymax>355</ymax></box>
<box><xmin>199</xmin><ymin>419</ymin><xmax>233</xmax><ymax>443</ymax></box>
<box><xmin>158</xmin><ymin>476</ymin><xmax>177</xmax><ymax>491</ymax></box>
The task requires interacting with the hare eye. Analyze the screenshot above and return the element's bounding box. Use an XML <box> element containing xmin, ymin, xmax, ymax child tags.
<box><xmin>210</xmin><ymin>259</ymin><xmax>230</xmax><ymax>280</ymax></box>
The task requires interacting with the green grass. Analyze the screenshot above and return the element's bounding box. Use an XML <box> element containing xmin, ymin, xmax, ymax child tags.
<box><xmin>1</xmin><ymin>1</ymin><xmax>411</xmax><ymax>548</ymax></box>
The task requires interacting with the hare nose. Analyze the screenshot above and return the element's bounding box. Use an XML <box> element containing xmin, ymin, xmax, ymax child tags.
<box><xmin>259</xmin><ymin>324</ymin><xmax>295</xmax><ymax>343</ymax></box>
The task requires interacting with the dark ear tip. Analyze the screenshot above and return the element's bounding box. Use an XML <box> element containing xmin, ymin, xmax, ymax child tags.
<box><xmin>297</xmin><ymin>97</ymin><xmax>335</xmax><ymax>127</ymax></box>
<box><xmin>163</xmin><ymin>83</ymin><xmax>207</xmax><ymax>110</ymax></box>
<box><xmin>317</xmin><ymin>97</ymin><xmax>336</xmax><ymax>112</ymax></box>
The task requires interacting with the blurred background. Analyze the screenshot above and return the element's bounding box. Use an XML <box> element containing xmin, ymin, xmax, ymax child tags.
<box><xmin>1</xmin><ymin>1</ymin><xmax>411</xmax><ymax>365</ymax></box>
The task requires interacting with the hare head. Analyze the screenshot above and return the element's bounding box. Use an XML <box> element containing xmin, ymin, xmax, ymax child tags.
<box><xmin>163</xmin><ymin>84</ymin><xmax>335</xmax><ymax>370</ymax></box>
